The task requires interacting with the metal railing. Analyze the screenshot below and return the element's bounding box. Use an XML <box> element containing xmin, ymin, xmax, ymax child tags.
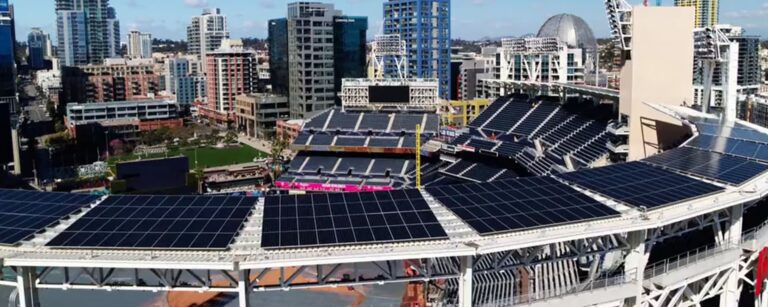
<box><xmin>644</xmin><ymin>242</ymin><xmax>738</xmax><ymax>279</ymax></box>
<box><xmin>506</xmin><ymin>274</ymin><xmax>633</xmax><ymax>306</ymax></box>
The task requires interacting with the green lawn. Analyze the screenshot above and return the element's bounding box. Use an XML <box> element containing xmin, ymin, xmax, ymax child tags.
<box><xmin>108</xmin><ymin>145</ymin><xmax>267</xmax><ymax>171</ymax></box>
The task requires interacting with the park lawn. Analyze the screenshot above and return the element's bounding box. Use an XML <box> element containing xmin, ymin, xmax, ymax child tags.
<box><xmin>108</xmin><ymin>145</ymin><xmax>267</xmax><ymax>171</ymax></box>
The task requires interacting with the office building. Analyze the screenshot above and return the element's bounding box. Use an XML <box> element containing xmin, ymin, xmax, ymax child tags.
<box><xmin>0</xmin><ymin>0</ymin><xmax>16</xmax><ymax>98</ymax></box>
<box><xmin>235</xmin><ymin>93</ymin><xmax>290</xmax><ymax>139</ymax></box>
<box><xmin>271</xmin><ymin>2</ymin><xmax>367</xmax><ymax>119</ymax></box>
<box><xmin>693</xmin><ymin>25</ymin><xmax>763</xmax><ymax>107</ymax></box>
<box><xmin>187</xmin><ymin>8</ymin><xmax>229</xmax><ymax>65</ymax></box>
<box><xmin>55</xmin><ymin>0</ymin><xmax>121</xmax><ymax>65</ymax></box>
<box><xmin>202</xmin><ymin>39</ymin><xmax>258</xmax><ymax>124</ymax></box>
<box><xmin>454</xmin><ymin>49</ymin><xmax>495</xmax><ymax>101</ymax></box>
<box><xmin>674</xmin><ymin>0</ymin><xmax>718</xmax><ymax>28</ymax></box>
<box><xmin>28</xmin><ymin>28</ymin><xmax>53</xmax><ymax>70</ymax></box>
<box><xmin>333</xmin><ymin>16</ymin><xmax>368</xmax><ymax>106</ymax></box>
<box><xmin>127</xmin><ymin>30</ymin><xmax>152</xmax><ymax>59</ymax></box>
<box><xmin>383</xmin><ymin>0</ymin><xmax>451</xmax><ymax>99</ymax></box>
<box><xmin>165</xmin><ymin>57</ymin><xmax>206</xmax><ymax>106</ymax></box>
<box><xmin>65</xmin><ymin>99</ymin><xmax>183</xmax><ymax>140</ymax></box>
<box><xmin>267</xmin><ymin>18</ymin><xmax>288</xmax><ymax>96</ymax></box>
<box><xmin>60</xmin><ymin>58</ymin><xmax>160</xmax><ymax>106</ymax></box>
<box><xmin>56</xmin><ymin>10</ymin><xmax>88</xmax><ymax>66</ymax></box>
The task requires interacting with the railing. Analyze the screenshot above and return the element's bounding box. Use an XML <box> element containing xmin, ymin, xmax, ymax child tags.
<box><xmin>644</xmin><ymin>242</ymin><xmax>738</xmax><ymax>279</ymax></box>
<box><xmin>741</xmin><ymin>219</ymin><xmax>768</xmax><ymax>248</ymax></box>
<box><xmin>508</xmin><ymin>274</ymin><xmax>633</xmax><ymax>306</ymax></box>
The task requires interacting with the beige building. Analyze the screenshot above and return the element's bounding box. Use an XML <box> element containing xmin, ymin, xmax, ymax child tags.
<box><xmin>620</xmin><ymin>7</ymin><xmax>695</xmax><ymax>161</ymax></box>
<box><xmin>235</xmin><ymin>93</ymin><xmax>289</xmax><ymax>139</ymax></box>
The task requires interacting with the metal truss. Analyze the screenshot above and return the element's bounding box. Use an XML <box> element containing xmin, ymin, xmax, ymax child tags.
<box><xmin>648</xmin><ymin>209</ymin><xmax>731</xmax><ymax>244</ymax></box>
<box><xmin>371</xmin><ymin>34</ymin><xmax>408</xmax><ymax>80</ymax></box>
<box><xmin>31</xmin><ymin>267</ymin><xmax>242</xmax><ymax>292</ymax></box>
<box><xmin>605</xmin><ymin>0</ymin><xmax>633</xmax><ymax>52</ymax></box>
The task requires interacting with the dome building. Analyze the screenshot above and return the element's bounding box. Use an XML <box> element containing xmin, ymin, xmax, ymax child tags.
<box><xmin>537</xmin><ymin>14</ymin><xmax>598</xmax><ymax>72</ymax></box>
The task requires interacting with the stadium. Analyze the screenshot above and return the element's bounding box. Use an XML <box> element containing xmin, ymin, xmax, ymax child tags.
<box><xmin>1</xmin><ymin>3</ymin><xmax>768</xmax><ymax>307</ymax></box>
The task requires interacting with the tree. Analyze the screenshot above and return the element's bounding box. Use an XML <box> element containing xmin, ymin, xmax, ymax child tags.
<box><xmin>268</xmin><ymin>134</ymin><xmax>290</xmax><ymax>185</ymax></box>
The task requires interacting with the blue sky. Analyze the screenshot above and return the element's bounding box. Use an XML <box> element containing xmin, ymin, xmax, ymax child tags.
<box><xmin>11</xmin><ymin>0</ymin><xmax>768</xmax><ymax>41</ymax></box>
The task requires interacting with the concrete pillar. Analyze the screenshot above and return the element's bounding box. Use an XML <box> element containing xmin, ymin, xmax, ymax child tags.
<box><xmin>458</xmin><ymin>256</ymin><xmax>473</xmax><ymax>307</ymax></box>
<box><xmin>16</xmin><ymin>267</ymin><xmax>40</xmax><ymax>307</ymax></box>
<box><xmin>238</xmin><ymin>270</ymin><xmax>251</xmax><ymax>307</ymax></box>
<box><xmin>11</xmin><ymin>128</ymin><xmax>21</xmax><ymax>175</ymax></box>
<box><xmin>624</xmin><ymin>230</ymin><xmax>648</xmax><ymax>307</ymax></box>
<box><xmin>720</xmin><ymin>204</ymin><xmax>743</xmax><ymax>306</ymax></box>
<box><xmin>723</xmin><ymin>42</ymin><xmax>740</xmax><ymax>123</ymax></box>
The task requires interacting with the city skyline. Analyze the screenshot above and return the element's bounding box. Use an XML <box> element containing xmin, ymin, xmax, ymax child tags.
<box><xmin>10</xmin><ymin>0</ymin><xmax>768</xmax><ymax>42</ymax></box>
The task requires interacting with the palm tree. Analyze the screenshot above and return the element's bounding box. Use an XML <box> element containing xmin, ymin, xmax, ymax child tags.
<box><xmin>269</xmin><ymin>134</ymin><xmax>290</xmax><ymax>186</ymax></box>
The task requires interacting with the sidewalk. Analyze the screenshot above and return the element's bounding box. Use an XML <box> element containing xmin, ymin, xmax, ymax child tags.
<box><xmin>238</xmin><ymin>136</ymin><xmax>293</xmax><ymax>157</ymax></box>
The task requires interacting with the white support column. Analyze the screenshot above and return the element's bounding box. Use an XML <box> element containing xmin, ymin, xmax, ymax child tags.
<box><xmin>458</xmin><ymin>256</ymin><xmax>473</xmax><ymax>307</ymax></box>
<box><xmin>722</xmin><ymin>42</ymin><xmax>740</xmax><ymax>123</ymax></box>
<box><xmin>238</xmin><ymin>269</ymin><xmax>251</xmax><ymax>307</ymax></box>
<box><xmin>720</xmin><ymin>204</ymin><xmax>744</xmax><ymax>306</ymax></box>
<box><xmin>624</xmin><ymin>230</ymin><xmax>648</xmax><ymax>307</ymax></box>
<box><xmin>16</xmin><ymin>267</ymin><xmax>40</xmax><ymax>307</ymax></box>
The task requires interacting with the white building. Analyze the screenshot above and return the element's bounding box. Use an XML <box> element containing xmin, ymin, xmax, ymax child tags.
<box><xmin>187</xmin><ymin>8</ymin><xmax>229</xmax><ymax>66</ymax></box>
<box><xmin>454</xmin><ymin>48</ymin><xmax>496</xmax><ymax>100</ymax></box>
<box><xmin>127</xmin><ymin>30</ymin><xmax>152</xmax><ymax>59</ymax></box>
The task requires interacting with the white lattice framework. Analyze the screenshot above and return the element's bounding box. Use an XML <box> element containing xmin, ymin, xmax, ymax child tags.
<box><xmin>340</xmin><ymin>79</ymin><xmax>439</xmax><ymax>112</ymax></box>
<box><xmin>605</xmin><ymin>0</ymin><xmax>633</xmax><ymax>53</ymax></box>
<box><xmin>694</xmin><ymin>26</ymin><xmax>736</xmax><ymax>115</ymax></box>
<box><xmin>372</xmin><ymin>34</ymin><xmax>408</xmax><ymax>80</ymax></box>
<box><xmin>500</xmin><ymin>37</ymin><xmax>565</xmax><ymax>84</ymax></box>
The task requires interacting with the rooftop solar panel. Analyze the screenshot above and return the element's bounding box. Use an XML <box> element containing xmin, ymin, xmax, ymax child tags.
<box><xmin>425</xmin><ymin>177</ymin><xmax>620</xmax><ymax>235</ymax></box>
<box><xmin>685</xmin><ymin>134</ymin><xmax>768</xmax><ymax>162</ymax></box>
<box><xmin>0</xmin><ymin>190</ymin><xmax>100</xmax><ymax>245</ymax></box>
<box><xmin>47</xmin><ymin>195</ymin><xmax>255</xmax><ymax>250</ymax></box>
<box><xmin>261</xmin><ymin>189</ymin><xmax>448</xmax><ymax>249</ymax></box>
<box><xmin>644</xmin><ymin>147</ymin><xmax>768</xmax><ymax>185</ymax></box>
<box><xmin>695</xmin><ymin>122</ymin><xmax>768</xmax><ymax>144</ymax></box>
<box><xmin>556</xmin><ymin>162</ymin><xmax>724</xmax><ymax>210</ymax></box>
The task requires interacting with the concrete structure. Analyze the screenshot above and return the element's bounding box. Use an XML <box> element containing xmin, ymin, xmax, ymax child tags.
<box><xmin>27</xmin><ymin>28</ymin><xmax>53</xmax><ymax>70</ymax></box>
<box><xmin>65</xmin><ymin>99</ymin><xmax>182</xmax><ymax>140</ymax></box>
<box><xmin>202</xmin><ymin>39</ymin><xmax>258</xmax><ymax>124</ymax></box>
<box><xmin>618</xmin><ymin>6</ymin><xmax>695</xmax><ymax>161</ymax></box>
<box><xmin>276</xmin><ymin>118</ymin><xmax>303</xmax><ymax>142</ymax></box>
<box><xmin>234</xmin><ymin>93</ymin><xmax>289</xmax><ymax>139</ymax></box>
<box><xmin>56</xmin><ymin>10</ymin><xmax>88</xmax><ymax>66</ymax></box>
<box><xmin>127</xmin><ymin>30</ymin><xmax>152</xmax><ymax>59</ymax></box>
<box><xmin>453</xmin><ymin>50</ymin><xmax>495</xmax><ymax>101</ymax></box>
<box><xmin>693</xmin><ymin>25</ymin><xmax>763</xmax><ymax>110</ymax></box>
<box><xmin>674</xmin><ymin>0</ymin><xmax>718</xmax><ymax>28</ymax></box>
<box><xmin>383</xmin><ymin>0</ymin><xmax>451</xmax><ymax>99</ymax></box>
<box><xmin>60</xmin><ymin>58</ymin><xmax>160</xmax><ymax>104</ymax></box>
<box><xmin>187</xmin><ymin>8</ymin><xmax>228</xmax><ymax>66</ymax></box>
<box><xmin>55</xmin><ymin>0</ymin><xmax>121</xmax><ymax>65</ymax></box>
<box><xmin>35</xmin><ymin>69</ymin><xmax>62</xmax><ymax>97</ymax></box>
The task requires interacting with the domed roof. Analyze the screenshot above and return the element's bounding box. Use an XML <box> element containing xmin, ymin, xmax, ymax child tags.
<box><xmin>536</xmin><ymin>14</ymin><xmax>597</xmax><ymax>51</ymax></box>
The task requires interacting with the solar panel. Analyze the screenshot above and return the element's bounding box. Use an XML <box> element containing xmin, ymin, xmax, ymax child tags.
<box><xmin>47</xmin><ymin>195</ymin><xmax>255</xmax><ymax>250</ymax></box>
<box><xmin>644</xmin><ymin>147</ymin><xmax>768</xmax><ymax>185</ymax></box>
<box><xmin>686</xmin><ymin>134</ymin><xmax>768</xmax><ymax>162</ymax></box>
<box><xmin>261</xmin><ymin>189</ymin><xmax>448</xmax><ymax>249</ymax></box>
<box><xmin>0</xmin><ymin>190</ymin><xmax>100</xmax><ymax>245</ymax></box>
<box><xmin>425</xmin><ymin>177</ymin><xmax>620</xmax><ymax>235</ymax></box>
<box><xmin>695</xmin><ymin>121</ymin><xmax>768</xmax><ymax>144</ymax></box>
<box><xmin>556</xmin><ymin>162</ymin><xmax>724</xmax><ymax>210</ymax></box>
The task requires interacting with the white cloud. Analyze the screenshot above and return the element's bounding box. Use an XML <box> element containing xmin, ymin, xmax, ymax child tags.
<box><xmin>183</xmin><ymin>0</ymin><xmax>208</xmax><ymax>8</ymax></box>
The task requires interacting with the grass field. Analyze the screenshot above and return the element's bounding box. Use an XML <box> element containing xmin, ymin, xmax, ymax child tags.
<box><xmin>108</xmin><ymin>145</ymin><xmax>267</xmax><ymax>171</ymax></box>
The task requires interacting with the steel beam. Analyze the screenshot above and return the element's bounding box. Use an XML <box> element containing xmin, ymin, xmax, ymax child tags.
<box><xmin>16</xmin><ymin>267</ymin><xmax>40</xmax><ymax>307</ymax></box>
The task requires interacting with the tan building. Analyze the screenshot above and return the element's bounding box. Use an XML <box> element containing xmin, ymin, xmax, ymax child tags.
<box><xmin>234</xmin><ymin>93</ymin><xmax>289</xmax><ymax>139</ymax></box>
<box><xmin>674</xmin><ymin>0</ymin><xmax>718</xmax><ymax>28</ymax></box>
<box><xmin>620</xmin><ymin>6</ymin><xmax>695</xmax><ymax>161</ymax></box>
<box><xmin>60</xmin><ymin>58</ymin><xmax>161</xmax><ymax>104</ymax></box>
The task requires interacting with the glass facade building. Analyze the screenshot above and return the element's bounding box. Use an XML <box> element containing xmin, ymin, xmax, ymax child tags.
<box><xmin>333</xmin><ymin>16</ymin><xmax>368</xmax><ymax>106</ymax></box>
<box><xmin>57</xmin><ymin>10</ymin><xmax>88</xmax><ymax>66</ymax></box>
<box><xmin>0</xmin><ymin>0</ymin><xmax>16</xmax><ymax>98</ymax></box>
<box><xmin>383</xmin><ymin>0</ymin><xmax>451</xmax><ymax>99</ymax></box>
<box><xmin>268</xmin><ymin>18</ymin><xmax>289</xmax><ymax>96</ymax></box>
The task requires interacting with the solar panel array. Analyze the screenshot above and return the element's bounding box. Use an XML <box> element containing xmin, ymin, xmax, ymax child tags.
<box><xmin>644</xmin><ymin>147</ymin><xmax>768</xmax><ymax>185</ymax></box>
<box><xmin>686</xmin><ymin>134</ymin><xmax>768</xmax><ymax>162</ymax></box>
<box><xmin>0</xmin><ymin>190</ymin><xmax>100</xmax><ymax>245</ymax></box>
<box><xmin>556</xmin><ymin>162</ymin><xmax>724</xmax><ymax>210</ymax></box>
<box><xmin>261</xmin><ymin>189</ymin><xmax>448</xmax><ymax>248</ymax></box>
<box><xmin>47</xmin><ymin>195</ymin><xmax>255</xmax><ymax>250</ymax></box>
<box><xmin>425</xmin><ymin>177</ymin><xmax>620</xmax><ymax>235</ymax></box>
<box><xmin>695</xmin><ymin>121</ymin><xmax>768</xmax><ymax>144</ymax></box>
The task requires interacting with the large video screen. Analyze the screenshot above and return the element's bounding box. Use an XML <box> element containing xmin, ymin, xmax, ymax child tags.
<box><xmin>116</xmin><ymin>156</ymin><xmax>189</xmax><ymax>192</ymax></box>
<box><xmin>368</xmin><ymin>86</ymin><xmax>410</xmax><ymax>104</ymax></box>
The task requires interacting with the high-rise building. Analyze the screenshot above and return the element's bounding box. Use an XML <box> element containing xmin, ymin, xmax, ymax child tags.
<box><xmin>55</xmin><ymin>0</ymin><xmax>120</xmax><ymax>65</ymax></box>
<box><xmin>202</xmin><ymin>39</ymin><xmax>258</xmax><ymax>124</ymax></box>
<box><xmin>267</xmin><ymin>18</ymin><xmax>288</xmax><ymax>96</ymax></box>
<box><xmin>28</xmin><ymin>28</ymin><xmax>53</xmax><ymax>70</ymax></box>
<box><xmin>127</xmin><ymin>30</ymin><xmax>152</xmax><ymax>59</ymax></box>
<box><xmin>674</xmin><ymin>0</ymin><xmax>718</xmax><ymax>28</ymax></box>
<box><xmin>383</xmin><ymin>0</ymin><xmax>451</xmax><ymax>99</ymax></box>
<box><xmin>0</xmin><ymin>0</ymin><xmax>16</xmax><ymax>98</ymax></box>
<box><xmin>187</xmin><ymin>8</ymin><xmax>228</xmax><ymax>65</ymax></box>
<box><xmin>56</xmin><ymin>10</ymin><xmax>88</xmax><ymax>66</ymax></box>
<box><xmin>165</xmin><ymin>57</ymin><xmax>205</xmax><ymax>106</ymax></box>
<box><xmin>106</xmin><ymin>7</ymin><xmax>120</xmax><ymax>58</ymax></box>
<box><xmin>270</xmin><ymin>2</ymin><xmax>367</xmax><ymax>119</ymax></box>
<box><xmin>333</xmin><ymin>16</ymin><xmax>368</xmax><ymax>106</ymax></box>
<box><xmin>60</xmin><ymin>58</ymin><xmax>161</xmax><ymax>106</ymax></box>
